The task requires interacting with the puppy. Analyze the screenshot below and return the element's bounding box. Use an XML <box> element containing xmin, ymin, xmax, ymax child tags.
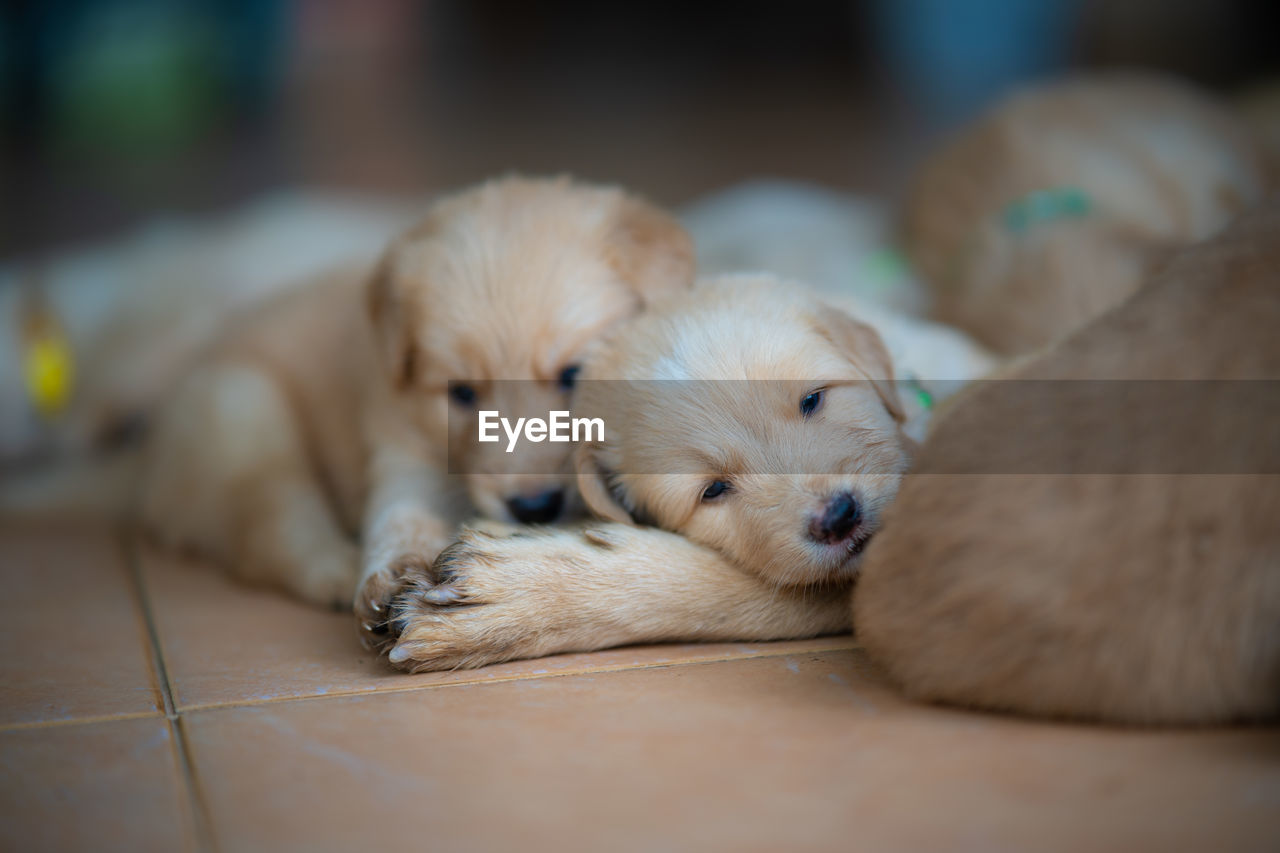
<box><xmin>903</xmin><ymin>72</ymin><xmax>1269</xmax><ymax>356</ymax></box>
<box><xmin>0</xmin><ymin>192</ymin><xmax>418</xmax><ymax>469</ymax></box>
<box><xmin>856</xmin><ymin>202</ymin><xmax>1280</xmax><ymax>724</ymax></box>
<box><xmin>381</xmin><ymin>274</ymin><xmax>927</xmax><ymax>670</ymax></box>
<box><xmin>135</xmin><ymin>176</ymin><xmax>694</xmax><ymax>633</ymax></box>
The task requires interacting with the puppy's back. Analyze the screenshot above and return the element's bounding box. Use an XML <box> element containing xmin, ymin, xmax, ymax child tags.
<box><xmin>856</xmin><ymin>203</ymin><xmax>1280</xmax><ymax>724</ymax></box>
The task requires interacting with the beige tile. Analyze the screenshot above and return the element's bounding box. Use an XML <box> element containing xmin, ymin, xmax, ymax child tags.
<box><xmin>185</xmin><ymin>649</ymin><xmax>1280</xmax><ymax>853</ymax></box>
<box><xmin>0</xmin><ymin>717</ymin><xmax>195</xmax><ymax>852</ymax></box>
<box><xmin>139</xmin><ymin>542</ymin><xmax>856</xmax><ymax>710</ymax></box>
<box><xmin>0</xmin><ymin>524</ymin><xmax>161</xmax><ymax>727</ymax></box>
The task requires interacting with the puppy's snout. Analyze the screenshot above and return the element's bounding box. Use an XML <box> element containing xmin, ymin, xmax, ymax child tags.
<box><xmin>808</xmin><ymin>491</ymin><xmax>861</xmax><ymax>544</ymax></box>
<box><xmin>506</xmin><ymin>489</ymin><xmax>565</xmax><ymax>524</ymax></box>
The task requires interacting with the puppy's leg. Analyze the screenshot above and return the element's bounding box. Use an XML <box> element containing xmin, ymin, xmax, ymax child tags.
<box><xmin>140</xmin><ymin>364</ymin><xmax>358</xmax><ymax>607</ymax></box>
<box><xmin>383</xmin><ymin>524</ymin><xmax>851</xmax><ymax>671</ymax></box>
<box><xmin>354</xmin><ymin>449</ymin><xmax>459</xmax><ymax>639</ymax></box>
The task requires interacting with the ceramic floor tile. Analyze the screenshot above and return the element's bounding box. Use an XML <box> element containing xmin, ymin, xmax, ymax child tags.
<box><xmin>184</xmin><ymin>649</ymin><xmax>1280</xmax><ymax>853</ymax></box>
<box><xmin>0</xmin><ymin>524</ymin><xmax>162</xmax><ymax>727</ymax></box>
<box><xmin>0</xmin><ymin>717</ymin><xmax>196</xmax><ymax>852</ymax></box>
<box><xmin>138</xmin><ymin>542</ymin><xmax>857</xmax><ymax>710</ymax></box>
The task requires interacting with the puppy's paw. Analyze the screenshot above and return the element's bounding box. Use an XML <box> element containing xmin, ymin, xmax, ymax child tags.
<box><xmin>381</xmin><ymin>525</ymin><xmax>614</xmax><ymax>672</ymax></box>
<box><xmin>355</xmin><ymin>552</ymin><xmax>436</xmax><ymax>651</ymax></box>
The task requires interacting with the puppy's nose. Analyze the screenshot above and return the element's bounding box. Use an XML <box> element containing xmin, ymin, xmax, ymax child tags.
<box><xmin>507</xmin><ymin>489</ymin><xmax>565</xmax><ymax>524</ymax></box>
<box><xmin>808</xmin><ymin>492</ymin><xmax>861</xmax><ymax>544</ymax></box>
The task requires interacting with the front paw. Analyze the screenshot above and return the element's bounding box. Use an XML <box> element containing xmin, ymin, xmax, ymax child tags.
<box><xmin>355</xmin><ymin>553</ymin><xmax>434</xmax><ymax>651</ymax></box>
<box><xmin>381</xmin><ymin>526</ymin><xmax>612</xmax><ymax>672</ymax></box>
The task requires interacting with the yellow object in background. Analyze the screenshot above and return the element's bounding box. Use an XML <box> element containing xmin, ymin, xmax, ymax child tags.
<box><xmin>24</xmin><ymin>332</ymin><xmax>75</xmax><ymax>420</ymax></box>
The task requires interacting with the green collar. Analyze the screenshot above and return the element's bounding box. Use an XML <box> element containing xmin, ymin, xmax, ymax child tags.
<box><xmin>904</xmin><ymin>374</ymin><xmax>934</xmax><ymax>412</ymax></box>
<box><xmin>1002</xmin><ymin>187</ymin><xmax>1092</xmax><ymax>234</ymax></box>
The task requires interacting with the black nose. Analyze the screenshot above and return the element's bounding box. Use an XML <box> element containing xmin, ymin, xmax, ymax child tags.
<box><xmin>507</xmin><ymin>489</ymin><xmax>565</xmax><ymax>524</ymax></box>
<box><xmin>808</xmin><ymin>491</ymin><xmax>861</xmax><ymax>544</ymax></box>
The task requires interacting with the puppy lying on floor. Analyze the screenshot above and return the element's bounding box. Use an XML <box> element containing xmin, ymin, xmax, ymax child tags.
<box><xmin>854</xmin><ymin>202</ymin><xmax>1280</xmax><ymax>725</ymax></box>
<box><xmin>128</xmin><ymin>176</ymin><xmax>695</xmax><ymax>630</ymax></box>
<box><xmin>903</xmin><ymin>72</ymin><xmax>1269</xmax><ymax>357</ymax></box>
<box><xmin>381</xmin><ymin>273</ymin><xmax>990</xmax><ymax>670</ymax></box>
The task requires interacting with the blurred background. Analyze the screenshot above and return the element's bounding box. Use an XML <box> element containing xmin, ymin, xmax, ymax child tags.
<box><xmin>2</xmin><ymin>0</ymin><xmax>1277</xmax><ymax>258</ymax></box>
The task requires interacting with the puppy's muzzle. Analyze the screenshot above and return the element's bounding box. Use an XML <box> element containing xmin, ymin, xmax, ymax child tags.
<box><xmin>506</xmin><ymin>488</ymin><xmax>565</xmax><ymax>524</ymax></box>
<box><xmin>808</xmin><ymin>491</ymin><xmax>862</xmax><ymax>545</ymax></box>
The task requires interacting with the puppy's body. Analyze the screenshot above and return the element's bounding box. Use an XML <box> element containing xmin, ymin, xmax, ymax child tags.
<box><xmin>136</xmin><ymin>176</ymin><xmax>694</xmax><ymax>626</ymax></box>
<box><xmin>0</xmin><ymin>193</ymin><xmax>418</xmax><ymax>468</ymax></box>
<box><xmin>904</xmin><ymin>72</ymin><xmax>1268</xmax><ymax>356</ymax></box>
<box><xmin>855</xmin><ymin>203</ymin><xmax>1280</xmax><ymax>724</ymax></box>
<box><xmin>384</xmin><ymin>274</ymin><xmax>967</xmax><ymax>670</ymax></box>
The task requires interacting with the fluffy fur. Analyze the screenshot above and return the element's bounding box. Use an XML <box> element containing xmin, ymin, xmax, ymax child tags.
<box><xmin>134</xmin><ymin>176</ymin><xmax>695</xmax><ymax>634</ymax></box>
<box><xmin>0</xmin><ymin>193</ymin><xmax>419</xmax><ymax>468</ymax></box>
<box><xmin>380</xmin><ymin>274</ymin><xmax>935</xmax><ymax>670</ymax></box>
<box><xmin>903</xmin><ymin>72</ymin><xmax>1269</xmax><ymax>356</ymax></box>
<box><xmin>854</xmin><ymin>202</ymin><xmax>1280</xmax><ymax>724</ymax></box>
<box><xmin>571</xmin><ymin>275</ymin><xmax>913</xmax><ymax>587</ymax></box>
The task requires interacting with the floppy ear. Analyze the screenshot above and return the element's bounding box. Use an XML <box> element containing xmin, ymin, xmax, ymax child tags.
<box><xmin>606</xmin><ymin>195</ymin><xmax>696</xmax><ymax>303</ymax></box>
<box><xmin>814</xmin><ymin>307</ymin><xmax>907</xmax><ymax>423</ymax></box>
<box><xmin>366</xmin><ymin>251</ymin><xmax>420</xmax><ymax>391</ymax></box>
<box><xmin>574</xmin><ymin>443</ymin><xmax>636</xmax><ymax>524</ymax></box>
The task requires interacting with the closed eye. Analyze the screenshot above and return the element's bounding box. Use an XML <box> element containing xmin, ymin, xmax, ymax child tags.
<box><xmin>701</xmin><ymin>480</ymin><xmax>731</xmax><ymax>501</ymax></box>
<box><xmin>800</xmin><ymin>388</ymin><xmax>825</xmax><ymax>418</ymax></box>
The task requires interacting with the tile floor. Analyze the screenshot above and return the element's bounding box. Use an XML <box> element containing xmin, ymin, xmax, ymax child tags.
<box><xmin>2</xmin><ymin>521</ymin><xmax>1278</xmax><ymax>852</ymax></box>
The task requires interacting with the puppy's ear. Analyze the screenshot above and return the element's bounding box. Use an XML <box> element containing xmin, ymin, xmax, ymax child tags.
<box><xmin>606</xmin><ymin>195</ymin><xmax>696</xmax><ymax>303</ymax></box>
<box><xmin>366</xmin><ymin>252</ymin><xmax>420</xmax><ymax>390</ymax></box>
<box><xmin>814</xmin><ymin>307</ymin><xmax>907</xmax><ymax>423</ymax></box>
<box><xmin>574</xmin><ymin>443</ymin><xmax>636</xmax><ymax>524</ymax></box>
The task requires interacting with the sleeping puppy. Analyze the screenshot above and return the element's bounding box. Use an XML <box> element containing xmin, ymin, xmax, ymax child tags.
<box><xmin>854</xmin><ymin>202</ymin><xmax>1280</xmax><ymax>724</ymax></box>
<box><xmin>381</xmin><ymin>274</ymin><xmax>921</xmax><ymax>670</ymax></box>
<box><xmin>136</xmin><ymin>176</ymin><xmax>694</xmax><ymax>633</ymax></box>
<box><xmin>903</xmin><ymin>72</ymin><xmax>1269</xmax><ymax>357</ymax></box>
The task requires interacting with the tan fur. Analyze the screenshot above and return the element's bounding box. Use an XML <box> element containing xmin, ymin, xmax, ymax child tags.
<box><xmin>383</xmin><ymin>274</ymin><xmax>912</xmax><ymax>670</ymax></box>
<box><xmin>136</xmin><ymin>176</ymin><xmax>695</xmax><ymax>628</ymax></box>
<box><xmin>854</xmin><ymin>203</ymin><xmax>1280</xmax><ymax>724</ymax></box>
<box><xmin>572</xmin><ymin>276</ymin><xmax>911</xmax><ymax>588</ymax></box>
<box><xmin>903</xmin><ymin>72</ymin><xmax>1268</xmax><ymax>356</ymax></box>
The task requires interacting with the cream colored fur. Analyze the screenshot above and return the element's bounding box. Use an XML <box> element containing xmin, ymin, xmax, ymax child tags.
<box><xmin>382</xmin><ymin>274</ymin><xmax>921</xmax><ymax>670</ymax></box>
<box><xmin>135</xmin><ymin>176</ymin><xmax>695</xmax><ymax>636</ymax></box>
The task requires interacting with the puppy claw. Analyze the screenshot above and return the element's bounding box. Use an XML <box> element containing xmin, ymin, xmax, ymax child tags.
<box><xmin>388</xmin><ymin>644</ymin><xmax>413</xmax><ymax>665</ymax></box>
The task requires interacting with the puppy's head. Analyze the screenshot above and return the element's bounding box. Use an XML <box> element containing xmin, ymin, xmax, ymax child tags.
<box><xmin>367</xmin><ymin>176</ymin><xmax>694</xmax><ymax>523</ymax></box>
<box><xmin>575</xmin><ymin>274</ymin><xmax>912</xmax><ymax>586</ymax></box>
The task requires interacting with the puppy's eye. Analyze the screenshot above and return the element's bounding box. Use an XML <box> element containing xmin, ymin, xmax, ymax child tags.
<box><xmin>800</xmin><ymin>389</ymin><xmax>825</xmax><ymax>418</ymax></box>
<box><xmin>701</xmin><ymin>480</ymin><xmax>731</xmax><ymax>501</ymax></box>
<box><xmin>557</xmin><ymin>364</ymin><xmax>581</xmax><ymax>391</ymax></box>
<box><xmin>449</xmin><ymin>383</ymin><xmax>477</xmax><ymax>406</ymax></box>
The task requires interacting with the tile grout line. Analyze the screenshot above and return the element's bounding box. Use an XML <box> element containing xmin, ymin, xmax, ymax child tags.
<box><xmin>117</xmin><ymin>528</ymin><xmax>220</xmax><ymax>853</ymax></box>
<box><xmin>0</xmin><ymin>710</ymin><xmax>163</xmax><ymax>734</ymax></box>
<box><xmin>176</xmin><ymin>638</ymin><xmax>863</xmax><ymax>716</ymax></box>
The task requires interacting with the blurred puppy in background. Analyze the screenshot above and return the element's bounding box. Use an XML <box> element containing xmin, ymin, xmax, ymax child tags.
<box><xmin>0</xmin><ymin>194</ymin><xmax>419</xmax><ymax>470</ymax></box>
<box><xmin>903</xmin><ymin>72</ymin><xmax>1270</xmax><ymax>356</ymax></box>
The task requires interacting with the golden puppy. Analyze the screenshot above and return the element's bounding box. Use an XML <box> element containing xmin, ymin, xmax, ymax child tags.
<box><xmin>903</xmin><ymin>72</ymin><xmax>1269</xmax><ymax>356</ymax></box>
<box><xmin>382</xmin><ymin>274</ymin><xmax>916</xmax><ymax>670</ymax></box>
<box><xmin>137</xmin><ymin>176</ymin><xmax>694</xmax><ymax>632</ymax></box>
<box><xmin>856</xmin><ymin>202</ymin><xmax>1280</xmax><ymax>724</ymax></box>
